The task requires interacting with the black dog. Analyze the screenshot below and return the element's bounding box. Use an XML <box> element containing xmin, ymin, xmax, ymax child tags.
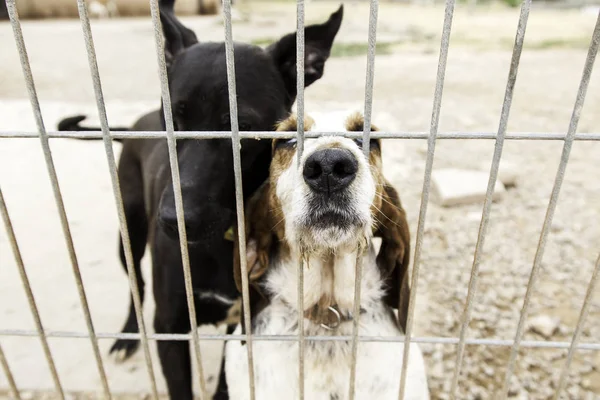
<box><xmin>58</xmin><ymin>3</ymin><xmax>343</xmax><ymax>399</ymax></box>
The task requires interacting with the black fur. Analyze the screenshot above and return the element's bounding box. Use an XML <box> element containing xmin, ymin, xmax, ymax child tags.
<box><xmin>57</xmin><ymin>4</ymin><xmax>343</xmax><ymax>399</ymax></box>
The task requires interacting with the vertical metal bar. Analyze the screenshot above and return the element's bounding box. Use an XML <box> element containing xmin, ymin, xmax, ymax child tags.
<box><xmin>449</xmin><ymin>1</ymin><xmax>531</xmax><ymax>397</ymax></box>
<box><xmin>221</xmin><ymin>0</ymin><xmax>256</xmax><ymax>399</ymax></box>
<box><xmin>500</xmin><ymin>11</ymin><xmax>600</xmax><ymax>398</ymax></box>
<box><xmin>0</xmin><ymin>188</ymin><xmax>60</xmax><ymax>399</ymax></box>
<box><xmin>295</xmin><ymin>1</ymin><xmax>306</xmax><ymax>399</ymax></box>
<box><xmin>361</xmin><ymin>0</ymin><xmax>378</xmax><ymax>157</ymax></box>
<box><xmin>398</xmin><ymin>0</ymin><xmax>455</xmax><ymax>399</ymax></box>
<box><xmin>5</xmin><ymin>2</ymin><xmax>110</xmax><ymax>396</ymax></box>
<box><xmin>148</xmin><ymin>1</ymin><xmax>207</xmax><ymax>397</ymax></box>
<box><xmin>0</xmin><ymin>342</ymin><xmax>21</xmax><ymax>400</ymax></box>
<box><xmin>348</xmin><ymin>252</ymin><xmax>365</xmax><ymax>400</ymax></box>
<box><xmin>296</xmin><ymin>0</ymin><xmax>305</xmax><ymax>163</ymax></box>
<box><xmin>552</xmin><ymin>252</ymin><xmax>600</xmax><ymax>400</ymax></box>
<box><xmin>76</xmin><ymin>1</ymin><xmax>159</xmax><ymax>397</ymax></box>
<box><xmin>348</xmin><ymin>2</ymin><xmax>379</xmax><ymax>398</ymax></box>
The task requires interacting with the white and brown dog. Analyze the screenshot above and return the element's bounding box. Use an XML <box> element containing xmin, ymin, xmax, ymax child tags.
<box><xmin>225</xmin><ymin>112</ymin><xmax>430</xmax><ymax>400</ymax></box>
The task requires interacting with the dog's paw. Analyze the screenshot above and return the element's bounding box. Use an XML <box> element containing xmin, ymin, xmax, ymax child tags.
<box><xmin>212</xmin><ymin>391</ymin><xmax>230</xmax><ymax>400</ymax></box>
<box><xmin>109</xmin><ymin>339</ymin><xmax>140</xmax><ymax>363</ymax></box>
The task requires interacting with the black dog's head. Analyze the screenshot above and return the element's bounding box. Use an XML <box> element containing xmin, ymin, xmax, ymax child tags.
<box><xmin>156</xmin><ymin>5</ymin><xmax>343</xmax><ymax>246</ymax></box>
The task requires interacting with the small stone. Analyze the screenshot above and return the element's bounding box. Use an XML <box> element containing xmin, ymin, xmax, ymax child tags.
<box><xmin>508</xmin><ymin>375</ymin><xmax>522</xmax><ymax>396</ymax></box>
<box><xmin>432</xmin><ymin>168</ymin><xmax>506</xmax><ymax>207</ymax></box>
<box><xmin>466</xmin><ymin>211</ymin><xmax>482</xmax><ymax>222</ymax></box>
<box><xmin>567</xmin><ymin>385</ymin><xmax>581</xmax><ymax>398</ymax></box>
<box><xmin>21</xmin><ymin>392</ymin><xmax>34</xmax><ymax>400</ymax></box>
<box><xmin>527</xmin><ymin>315</ymin><xmax>561</xmax><ymax>339</ymax></box>
<box><xmin>581</xmin><ymin>379</ymin><xmax>592</xmax><ymax>389</ymax></box>
<box><xmin>479</xmin><ymin>161</ymin><xmax>519</xmax><ymax>187</ymax></box>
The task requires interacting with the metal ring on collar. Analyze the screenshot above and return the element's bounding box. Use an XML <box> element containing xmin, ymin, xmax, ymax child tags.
<box><xmin>320</xmin><ymin>306</ymin><xmax>342</xmax><ymax>331</ymax></box>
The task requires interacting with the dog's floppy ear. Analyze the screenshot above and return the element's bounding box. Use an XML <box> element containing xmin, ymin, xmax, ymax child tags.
<box><xmin>374</xmin><ymin>181</ymin><xmax>411</xmax><ymax>332</ymax></box>
<box><xmin>233</xmin><ymin>181</ymin><xmax>277</xmax><ymax>339</ymax></box>
<box><xmin>233</xmin><ymin>181</ymin><xmax>276</xmax><ymax>295</ymax></box>
<box><xmin>266</xmin><ymin>5</ymin><xmax>343</xmax><ymax>100</ymax></box>
<box><xmin>159</xmin><ymin>7</ymin><xmax>198</xmax><ymax>65</ymax></box>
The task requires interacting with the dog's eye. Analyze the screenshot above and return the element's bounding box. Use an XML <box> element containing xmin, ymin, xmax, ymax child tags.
<box><xmin>275</xmin><ymin>137</ymin><xmax>297</xmax><ymax>148</ymax></box>
<box><xmin>354</xmin><ymin>138</ymin><xmax>379</xmax><ymax>150</ymax></box>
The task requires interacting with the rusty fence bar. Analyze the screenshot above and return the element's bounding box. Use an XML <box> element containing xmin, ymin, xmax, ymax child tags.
<box><xmin>552</xmin><ymin>252</ymin><xmax>600</xmax><ymax>399</ymax></box>
<box><xmin>148</xmin><ymin>0</ymin><xmax>209</xmax><ymax>397</ymax></box>
<box><xmin>348</xmin><ymin>0</ymin><xmax>379</xmax><ymax>398</ymax></box>
<box><xmin>500</xmin><ymin>11</ymin><xmax>600</xmax><ymax>398</ymax></box>
<box><xmin>5</xmin><ymin>1</ymin><xmax>111</xmax><ymax>397</ymax></box>
<box><xmin>0</xmin><ymin>343</ymin><xmax>20</xmax><ymax>400</ymax></box>
<box><xmin>398</xmin><ymin>0</ymin><xmax>455</xmax><ymax>399</ymax></box>
<box><xmin>295</xmin><ymin>1</ymin><xmax>306</xmax><ymax>399</ymax></box>
<box><xmin>76</xmin><ymin>1</ymin><xmax>159</xmax><ymax>397</ymax></box>
<box><xmin>449</xmin><ymin>0</ymin><xmax>531</xmax><ymax>397</ymax></box>
<box><xmin>0</xmin><ymin>188</ymin><xmax>65</xmax><ymax>397</ymax></box>
<box><xmin>221</xmin><ymin>0</ymin><xmax>257</xmax><ymax>398</ymax></box>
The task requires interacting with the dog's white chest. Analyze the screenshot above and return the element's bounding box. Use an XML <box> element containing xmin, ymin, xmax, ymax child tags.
<box><xmin>225</xmin><ymin>305</ymin><xmax>430</xmax><ymax>400</ymax></box>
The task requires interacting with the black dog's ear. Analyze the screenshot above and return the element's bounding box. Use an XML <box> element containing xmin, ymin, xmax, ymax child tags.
<box><xmin>159</xmin><ymin>7</ymin><xmax>198</xmax><ymax>65</ymax></box>
<box><xmin>266</xmin><ymin>5</ymin><xmax>343</xmax><ymax>100</ymax></box>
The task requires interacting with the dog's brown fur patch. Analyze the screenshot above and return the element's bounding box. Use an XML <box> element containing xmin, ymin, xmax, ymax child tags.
<box><xmin>345</xmin><ymin>111</ymin><xmax>379</xmax><ymax>133</ymax></box>
<box><xmin>275</xmin><ymin>113</ymin><xmax>315</xmax><ymax>133</ymax></box>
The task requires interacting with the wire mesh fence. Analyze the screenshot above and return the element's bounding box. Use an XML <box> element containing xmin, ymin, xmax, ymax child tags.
<box><xmin>1</xmin><ymin>0</ymin><xmax>599</xmax><ymax>399</ymax></box>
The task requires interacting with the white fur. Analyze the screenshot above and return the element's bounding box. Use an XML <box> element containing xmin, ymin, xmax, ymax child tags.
<box><xmin>226</xmin><ymin>111</ymin><xmax>430</xmax><ymax>399</ymax></box>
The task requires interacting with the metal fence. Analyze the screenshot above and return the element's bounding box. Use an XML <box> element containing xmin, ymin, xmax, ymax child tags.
<box><xmin>0</xmin><ymin>0</ymin><xmax>599</xmax><ymax>399</ymax></box>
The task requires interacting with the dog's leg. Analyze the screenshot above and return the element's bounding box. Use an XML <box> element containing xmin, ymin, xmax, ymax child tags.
<box><xmin>110</xmin><ymin>146</ymin><xmax>148</xmax><ymax>362</ymax></box>
<box><xmin>155</xmin><ymin>314</ymin><xmax>194</xmax><ymax>400</ymax></box>
<box><xmin>212</xmin><ymin>324</ymin><xmax>237</xmax><ymax>400</ymax></box>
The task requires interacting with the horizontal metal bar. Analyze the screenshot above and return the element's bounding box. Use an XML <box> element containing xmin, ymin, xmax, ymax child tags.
<box><xmin>3</xmin><ymin>130</ymin><xmax>600</xmax><ymax>140</ymax></box>
<box><xmin>1</xmin><ymin>329</ymin><xmax>599</xmax><ymax>350</ymax></box>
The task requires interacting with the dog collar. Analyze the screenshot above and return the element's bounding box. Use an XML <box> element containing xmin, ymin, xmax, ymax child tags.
<box><xmin>304</xmin><ymin>304</ymin><xmax>366</xmax><ymax>331</ymax></box>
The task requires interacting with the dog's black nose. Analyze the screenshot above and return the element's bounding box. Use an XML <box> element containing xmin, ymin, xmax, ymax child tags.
<box><xmin>303</xmin><ymin>148</ymin><xmax>358</xmax><ymax>194</ymax></box>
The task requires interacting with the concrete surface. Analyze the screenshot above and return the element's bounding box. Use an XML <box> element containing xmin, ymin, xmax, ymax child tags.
<box><xmin>1</xmin><ymin>2</ymin><xmax>600</xmax><ymax>399</ymax></box>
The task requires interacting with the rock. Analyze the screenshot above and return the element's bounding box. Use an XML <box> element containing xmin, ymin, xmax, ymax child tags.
<box><xmin>431</xmin><ymin>168</ymin><xmax>506</xmax><ymax>207</ymax></box>
<box><xmin>508</xmin><ymin>375</ymin><xmax>523</xmax><ymax>396</ymax></box>
<box><xmin>581</xmin><ymin>378</ymin><xmax>592</xmax><ymax>390</ymax></box>
<box><xmin>21</xmin><ymin>392</ymin><xmax>34</xmax><ymax>400</ymax></box>
<box><xmin>527</xmin><ymin>315</ymin><xmax>561</xmax><ymax>339</ymax></box>
<box><xmin>479</xmin><ymin>161</ymin><xmax>519</xmax><ymax>187</ymax></box>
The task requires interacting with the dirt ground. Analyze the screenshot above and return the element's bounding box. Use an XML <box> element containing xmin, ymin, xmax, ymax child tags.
<box><xmin>1</xmin><ymin>1</ymin><xmax>599</xmax><ymax>399</ymax></box>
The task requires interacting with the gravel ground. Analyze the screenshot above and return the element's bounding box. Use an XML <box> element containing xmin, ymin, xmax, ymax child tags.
<box><xmin>1</xmin><ymin>2</ymin><xmax>600</xmax><ymax>399</ymax></box>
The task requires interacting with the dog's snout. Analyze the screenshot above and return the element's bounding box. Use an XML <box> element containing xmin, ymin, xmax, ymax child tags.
<box><xmin>303</xmin><ymin>148</ymin><xmax>358</xmax><ymax>194</ymax></box>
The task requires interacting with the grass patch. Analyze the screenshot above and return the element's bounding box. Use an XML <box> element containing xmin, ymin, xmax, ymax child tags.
<box><xmin>527</xmin><ymin>38</ymin><xmax>591</xmax><ymax>50</ymax></box>
<box><xmin>330</xmin><ymin>42</ymin><xmax>397</xmax><ymax>57</ymax></box>
<box><xmin>250</xmin><ymin>39</ymin><xmax>399</xmax><ymax>57</ymax></box>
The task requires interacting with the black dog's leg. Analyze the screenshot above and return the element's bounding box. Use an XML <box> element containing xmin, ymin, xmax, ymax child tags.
<box><xmin>110</xmin><ymin>147</ymin><xmax>148</xmax><ymax>361</ymax></box>
<box><xmin>155</xmin><ymin>315</ymin><xmax>194</xmax><ymax>400</ymax></box>
<box><xmin>213</xmin><ymin>324</ymin><xmax>237</xmax><ymax>400</ymax></box>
